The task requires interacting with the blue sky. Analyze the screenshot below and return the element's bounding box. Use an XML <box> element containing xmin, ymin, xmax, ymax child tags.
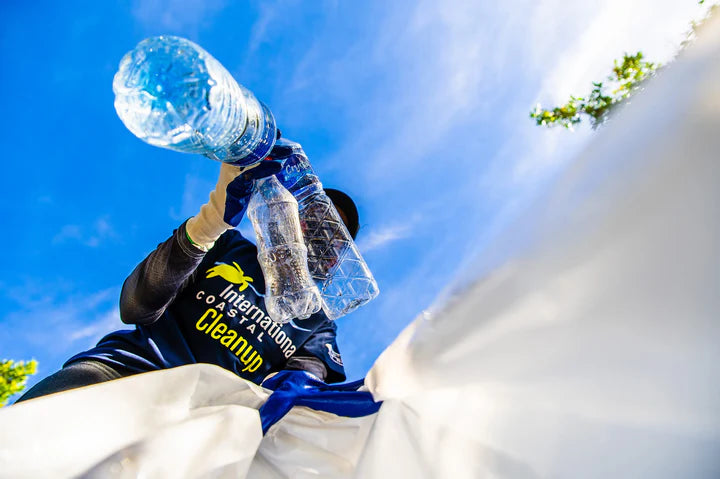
<box><xmin>0</xmin><ymin>0</ymin><xmax>710</xmax><ymax>394</ymax></box>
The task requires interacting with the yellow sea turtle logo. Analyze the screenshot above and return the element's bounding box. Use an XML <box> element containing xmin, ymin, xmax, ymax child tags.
<box><xmin>206</xmin><ymin>262</ymin><xmax>254</xmax><ymax>291</ymax></box>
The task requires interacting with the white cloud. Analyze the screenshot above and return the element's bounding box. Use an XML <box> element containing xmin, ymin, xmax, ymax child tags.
<box><xmin>357</xmin><ymin>220</ymin><xmax>416</xmax><ymax>253</ymax></box>
<box><xmin>291</xmin><ymin>0</ymin><xmax>710</xmax><ymax>378</ymax></box>
<box><xmin>169</xmin><ymin>171</ymin><xmax>215</xmax><ymax>221</ymax></box>
<box><xmin>53</xmin><ymin>216</ymin><xmax>119</xmax><ymax>248</ymax></box>
<box><xmin>131</xmin><ymin>0</ymin><xmax>228</xmax><ymax>34</ymax></box>
<box><xmin>286</xmin><ymin>0</ymin><xmax>707</xmax><ymax>197</ymax></box>
<box><xmin>246</xmin><ymin>3</ymin><xmax>277</xmax><ymax>56</ymax></box>
<box><xmin>0</xmin><ymin>284</ymin><xmax>124</xmax><ymax>364</ymax></box>
<box><xmin>67</xmin><ymin>308</ymin><xmax>123</xmax><ymax>342</ymax></box>
<box><xmin>53</xmin><ymin>224</ymin><xmax>83</xmax><ymax>244</ymax></box>
<box><xmin>532</xmin><ymin>0</ymin><xmax>709</xmax><ymax>108</ymax></box>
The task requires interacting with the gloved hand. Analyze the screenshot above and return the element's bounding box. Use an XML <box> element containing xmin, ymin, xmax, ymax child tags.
<box><xmin>223</xmin><ymin>160</ymin><xmax>285</xmax><ymax>226</ymax></box>
<box><xmin>185</xmin><ymin>156</ymin><xmax>283</xmax><ymax>252</ymax></box>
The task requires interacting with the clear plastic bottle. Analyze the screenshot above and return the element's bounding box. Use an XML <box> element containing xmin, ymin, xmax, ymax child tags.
<box><xmin>113</xmin><ymin>35</ymin><xmax>276</xmax><ymax>167</ymax></box>
<box><xmin>276</xmin><ymin>140</ymin><xmax>379</xmax><ymax>320</ymax></box>
<box><xmin>247</xmin><ymin>175</ymin><xmax>322</xmax><ymax>323</ymax></box>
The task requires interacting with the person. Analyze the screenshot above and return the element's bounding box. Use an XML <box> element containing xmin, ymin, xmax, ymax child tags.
<box><xmin>16</xmin><ymin>138</ymin><xmax>359</xmax><ymax>403</ymax></box>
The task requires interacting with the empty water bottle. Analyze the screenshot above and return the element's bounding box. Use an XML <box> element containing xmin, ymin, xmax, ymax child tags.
<box><xmin>276</xmin><ymin>140</ymin><xmax>379</xmax><ymax>320</ymax></box>
<box><xmin>248</xmin><ymin>175</ymin><xmax>322</xmax><ymax>323</ymax></box>
<box><xmin>113</xmin><ymin>35</ymin><xmax>276</xmax><ymax>166</ymax></box>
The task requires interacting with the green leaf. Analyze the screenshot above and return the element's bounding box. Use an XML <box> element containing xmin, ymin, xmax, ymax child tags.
<box><xmin>0</xmin><ymin>359</ymin><xmax>38</xmax><ymax>406</ymax></box>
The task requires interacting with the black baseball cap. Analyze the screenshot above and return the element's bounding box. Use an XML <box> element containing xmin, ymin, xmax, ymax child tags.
<box><xmin>325</xmin><ymin>188</ymin><xmax>359</xmax><ymax>239</ymax></box>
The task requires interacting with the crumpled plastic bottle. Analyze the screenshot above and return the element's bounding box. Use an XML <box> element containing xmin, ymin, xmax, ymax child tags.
<box><xmin>276</xmin><ymin>140</ymin><xmax>379</xmax><ymax>320</ymax></box>
<box><xmin>247</xmin><ymin>175</ymin><xmax>322</xmax><ymax>323</ymax></box>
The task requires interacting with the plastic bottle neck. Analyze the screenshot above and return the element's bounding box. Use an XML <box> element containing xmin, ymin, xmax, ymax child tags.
<box><xmin>278</xmin><ymin>150</ymin><xmax>324</xmax><ymax>204</ymax></box>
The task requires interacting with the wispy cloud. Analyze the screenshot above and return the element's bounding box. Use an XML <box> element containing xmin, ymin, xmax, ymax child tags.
<box><xmin>169</xmin><ymin>171</ymin><xmax>215</xmax><ymax>222</ymax></box>
<box><xmin>130</xmin><ymin>0</ymin><xmax>229</xmax><ymax>35</ymax></box>
<box><xmin>306</xmin><ymin>0</ymin><xmax>708</xmax><ymax>378</ymax></box>
<box><xmin>357</xmin><ymin>219</ymin><xmax>417</xmax><ymax>253</ymax></box>
<box><xmin>284</xmin><ymin>0</ymin><xmax>707</xmax><ymax>197</ymax></box>
<box><xmin>53</xmin><ymin>216</ymin><xmax>119</xmax><ymax>248</ymax></box>
<box><xmin>532</xmin><ymin>0</ymin><xmax>709</xmax><ymax>108</ymax></box>
<box><xmin>53</xmin><ymin>224</ymin><xmax>83</xmax><ymax>244</ymax></box>
<box><xmin>67</xmin><ymin>308</ymin><xmax>122</xmax><ymax>342</ymax></box>
<box><xmin>0</xmin><ymin>282</ymin><xmax>124</xmax><ymax>377</ymax></box>
<box><xmin>246</xmin><ymin>3</ymin><xmax>277</xmax><ymax>56</ymax></box>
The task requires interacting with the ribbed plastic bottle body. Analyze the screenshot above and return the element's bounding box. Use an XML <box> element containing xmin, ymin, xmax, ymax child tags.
<box><xmin>247</xmin><ymin>176</ymin><xmax>322</xmax><ymax>323</ymax></box>
<box><xmin>113</xmin><ymin>35</ymin><xmax>276</xmax><ymax>167</ymax></box>
<box><xmin>276</xmin><ymin>147</ymin><xmax>379</xmax><ymax>320</ymax></box>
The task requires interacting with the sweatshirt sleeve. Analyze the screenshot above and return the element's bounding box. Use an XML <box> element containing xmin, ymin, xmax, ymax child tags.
<box><xmin>286</xmin><ymin>320</ymin><xmax>347</xmax><ymax>383</ymax></box>
<box><xmin>119</xmin><ymin>221</ymin><xmax>208</xmax><ymax>325</ymax></box>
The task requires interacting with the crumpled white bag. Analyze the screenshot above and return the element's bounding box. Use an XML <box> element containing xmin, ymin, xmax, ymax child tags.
<box><xmin>0</xmin><ymin>364</ymin><xmax>267</xmax><ymax>478</ymax></box>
